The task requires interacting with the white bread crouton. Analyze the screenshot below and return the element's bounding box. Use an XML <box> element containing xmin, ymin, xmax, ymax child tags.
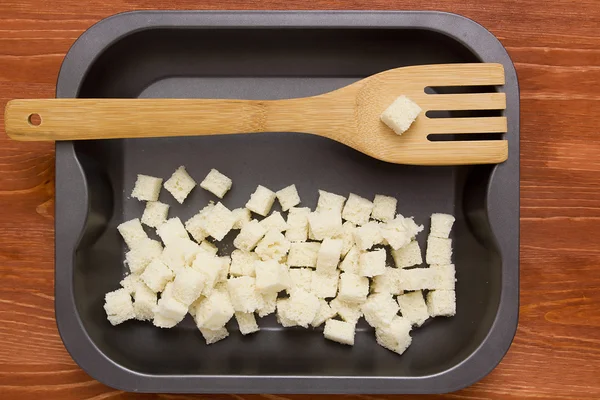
<box><xmin>398</xmin><ymin>268</ymin><xmax>435</xmax><ymax>291</ymax></box>
<box><xmin>200</xmin><ymin>168</ymin><xmax>232</xmax><ymax>199</ymax></box>
<box><xmin>154</xmin><ymin>282</ymin><xmax>188</xmax><ymax>324</ymax></box>
<box><xmin>285</xmin><ymin>207</ymin><xmax>311</xmax><ymax>242</ymax></box>
<box><xmin>324</xmin><ymin>319</ymin><xmax>356</xmax><ymax>346</ymax></box>
<box><xmin>132</xmin><ymin>283</ymin><xmax>157</xmax><ymax>321</ymax></box>
<box><xmin>361</xmin><ymin>292</ymin><xmax>399</xmax><ymax>329</ymax></box>
<box><xmin>287</xmin><ymin>242</ymin><xmax>320</xmax><ymax>268</ymax></box>
<box><xmin>192</xmin><ymin>253</ymin><xmax>222</xmax><ymax>296</ymax></box>
<box><xmin>334</xmin><ymin>221</ymin><xmax>356</xmax><ymax>257</ymax></box>
<box><xmin>430</xmin><ymin>213</ymin><xmax>455</xmax><ymax>238</ymax></box>
<box><xmin>380</xmin><ymin>216</ymin><xmax>411</xmax><ymax>250</ymax></box>
<box><xmin>426</xmin><ymin>236</ymin><xmax>453</xmax><ymax>265</ymax></box>
<box><xmin>195</xmin><ymin>288</ymin><xmax>235</xmax><ymax>330</ymax></box>
<box><xmin>371</xmin><ymin>267</ymin><xmax>402</xmax><ymax>295</ymax></box>
<box><xmin>276</xmin><ymin>184</ymin><xmax>301</xmax><ymax>211</ymax></box>
<box><xmin>337</xmin><ymin>273</ymin><xmax>369</xmax><ymax>303</ymax></box>
<box><xmin>257</xmin><ymin>291</ymin><xmax>278</xmax><ymax>317</ymax></box>
<box><xmin>185</xmin><ymin>203</ymin><xmax>214</xmax><ymax>242</ymax></box>
<box><xmin>316</xmin><ymin>190</ymin><xmax>346</xmax><ymax>214</ymax></box>
<box><xmin>426</xmin><ymin>290</ymin><xmax>456</xmax><ymax>317</ymax></box>
<box><xmin>131</xmin><ymin>174</ymin><xmax>162</xmax><ymax>202</ymax></box>
<box><xmin>397</xmin><ymin>291</ymin><xmax>429</xmax><ymax>327</ymax></box>
<box><xmin>199</xmin><ymin>326</ymin><xmax>229</xmax><ymax>344</ymax></box>
<box><xmin>235</xmin><ymin>312</ymin><xmax>260</xmax><ymax>335</ymax></box>
<box><xmin>342</xmin><ymin>193</ymin><xmax>373</xmax><ymax>226</ymax></box>
<box><xmin>141</xmin><ymin>201</ymin><xmax>169</xmax><ymax>228</ymax></box>
<box><xmin>227</xmin><ymin>276</ymin><xmax>262</xmax><ymax>313</ymax></box>
<box><xmin>246</xmin><ymin>185</ymin><xmax>276</xmax><ymax>216</ymax></box>
<box><xmin>125</xmin><ymin>238</ymin><xmax>163</xmax><ymax>275</ymax></box>
<box><xmin>311</xmin><ymin>299</ymin><xmax>336</xmax><ymax>327</ymax></box>
<box><xmin>316</xmin><ymin>238</ymin><xmax>343</xmax><ymax>274</ymax></box>
<box><xmin>117</xmin><ymin>218</ymin><xmax>148</xmax><ymax>249</ymax></box>
<box><xmin>153</xmin><ymin>313</ymin><xmax>179</xmax><ymax>329</ymax></box>
<box><xmin>171</xmin><ymin>267</ymin><xmax>205</xmax><ymax>306</ymax></box>
<box><xmin>259</xmin><ymin>211</ymin><xmax>289</xmax><ymax>232</ymax></box>
<box><xmin>199</xmin><ymin>240</ymin><xmax>218</xmax><ymax>256</ymax></box>
<box><xmin>202</xmin><ymin>202</ymin><xmax>235</xmax><ymax>241</ymax></box>
<box><xmin>392</xmin><ymin>240</ymin><xmax>422</xmax><ymax>268</ymax></box>
<box><xmin>229</xmin><ymin>249</ymin><xmax>259</xmax><ymax>277</ymax></box>
<box><xmin>371</xmin><ymin>194</ymin><xmax>397</xmax><ymax>222</ymax></box>
<box><xmin>283</xmin><ymin>289</ymin><xmax>321</xmax><ymax>328</ymax></box>
<box><xmin>104</xmin><ymin>288</ymin><xmax>135</xmax><ymax>325</ymax></box>
<box><xmin>276</xmin><ymin>298</ymin><xmax>297</xmax><ymax>327</ymax></box>
<box><xmin>354</xmin><ymin>221</ymin><xmax>383</xmax><ymax>251</ymax></box>
<box><xmin>380</xmin><ymin>95</ymin><xmax>422</xmax><ymax>135</ymax></box>
<box><xmin>431</xmin><ymin>263</ymin><xmax>456</xmax><ymax>290</ymax></box>
<box><xmin>233</xmin><ymin>219</ymin><xmax>267</xmax><ymax>251</ymax></box>
<box><xmin>232</xmin><ymin>208</ymin><xmax>251</xmax><ymax>230</ymax></box>
<box><xmin>339</xmin><ymin>246</ymin><xmax>360</xmax><ymax>274</ymax></box>
<box><xmin>288</xmin><ymin>267</ymin><xmax>312</xmax><ymax>294</ymax></box>
<box><xmin>375</xmin><ymin>316</ymin><xmax>413</xmax><ymax>355</ymax></box>
<box><xmin>156</xmin><ymin>217</ymin><xmax>189</xmax><ymax>246</ymax></box>
<box><xmin>310</xmin><ymin>270</ymin><xmax>339</xmax><ymax>299</ymax></box>
<box><xmin>140</xmin><ymin>258</ymin><xmax>174</xmax><ymax>292</ymax></box>
<box><xmin>164</xmin><ymin>166</ymin><xmax>196</xmax><ymax>204</ymax></box>
<box><xmin>255</xmin><ymin>260</ymin><xmax>291</xmax><ymax>294</ymax></box>
<box><xmin>330</xmin><ymin>297</ymin><xmax>363</xmax><ymax>323</ymax></box>
<box><xmin>307</xmin><ymin>209</ymin><xmax>343</xmax><ymax>240</ymax></box>
<box><xmin>120</xmin><ymin>274</ymin><xmax>142</xmax><ymax>295</ymax></box>
<box><xmin>358</xmin><ymin>248</ymin><xmax>387</xmax><ymax>277</ymax></box>
<box><xmin>254</xmin><ymin>230</ymin><xmax>291</xmax><ymax>261</ymax></box>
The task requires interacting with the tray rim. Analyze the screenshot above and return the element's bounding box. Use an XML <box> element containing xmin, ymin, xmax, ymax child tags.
<box><xmin>54</xmin><ymin>10</ymin><xmax>520</xmax><ymax>394</ymax></box>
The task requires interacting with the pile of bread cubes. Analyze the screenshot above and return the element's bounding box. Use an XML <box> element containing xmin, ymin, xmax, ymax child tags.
<box><xmin>104</xmin><ymin>166</ymin><xmax>456</xmax><ymax>356</ymax></box>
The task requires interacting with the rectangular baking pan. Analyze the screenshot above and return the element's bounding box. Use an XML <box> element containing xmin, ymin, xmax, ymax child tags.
<box><xmin>54</xmin><ymin>11</ymin><xmax>519</xmax><ymax>394</ymax></box>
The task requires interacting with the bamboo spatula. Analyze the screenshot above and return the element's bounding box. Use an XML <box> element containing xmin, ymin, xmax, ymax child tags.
<box><xmin>4</xmin><ymin>63</ymin><xmax>507</xmax><ymax>165</ymax></box>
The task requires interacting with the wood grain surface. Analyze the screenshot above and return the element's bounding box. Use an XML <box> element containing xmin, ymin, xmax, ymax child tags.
<box><xmin>0</xmin><ymin>1</ymin><xmax>599</xmax><ymax>399</ymax></box>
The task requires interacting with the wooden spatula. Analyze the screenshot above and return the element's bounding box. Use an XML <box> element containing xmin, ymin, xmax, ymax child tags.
<box><xmin>4</xmin><ymin>63</ymin><xmax>507</xmax><ymax>165</ymax></box>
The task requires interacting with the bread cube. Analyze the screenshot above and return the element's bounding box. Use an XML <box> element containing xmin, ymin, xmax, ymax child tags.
<box><xmin>153</xmin><ymin>313</ymin><xmax>179</xmax><ymax>329</ymax></box>
<box><xmin>199</xmin><ymin>326</ymin><xmax>229</xmax><ymax>345</ymax></box>
<box><xmin>254</xmin><ymin>230</ymin><xmax>291</xmax><ymax>261</ymax></box>
<box><xmin>324</xmin><ymin>319</ymin><xmax>356</xmax><ymax>346</ymax></box>
<box><xmin>131</xmin><ymin>174</ymin><xmax>163</xmax><ymax>202</ymax></box>
<box><xmin>311</xmin><ymin>270</ymin><xmax>339</xmax><ymax>299</ymax></box>
<box><xmin>217</xmin><ymin>256</ymin><xmax>231</xmax><ymax>282</ymax></box>
<box><xmin>164</xmin><ymin>166</ymin><xmax>196</xmax><ymax>204</ymax></box>
<box><xmin>200</xmin><ymin>202</ymin><xmax>235</xmax><ymax>241</ymax></box>
<box><xmin>372</xmin><ymin>267</ymin><xmax>402</xmax><ymax>295</ymax></box>
<box><xmin>342</xmin><ymin>193</ymin><xmax>373</xmax><ymax>226</ymax></box>
<box><xmin>398</xmin><ymin>268</ymin><xmax>435</xmax><ymax>291</ymax></box>
<box><xmin>375</xmin><ymin>316</ymin><xmax>413</xmax><ymax>355</ymax></box>
<box><xmin>117</xmin><ymin>218</ymin><xmax>148</xmax><ymax>249</ymax></box>
<box><xmin>159</xmin><ymin>244</ymin><xmax>186</xmax><ymax>275</ymax></box>
<box><xmin>371</xmin><ymin>194</ymin><xmax>397</xmax><ymax>222</ymax></box>
<box><xmin>173</xmin><ymin>238</ymin><xmax>201</xmax><ymax>266</ymax></box>
<box><xmin>257</xmin><ymin>291</ymin><xmax>278</xmax><ymax>317</ymax></box>
<box><xmin>339</xmin><ymin>246</ymin><xmax>360</xmax><ymax>274</ymax></box>
<box><xmin>288</xmin><ymin>267</ymin><xmax>312</xmax><ymax>294</ymax></box>
<box><xmin>192</xmin><ymin>253</ymin><xmax>223</xmax><ymax>296</ymax></box>
<box><xmin>316</xmin><ymin>238</ymin><xmax>343</xmax><ymax>274</ymax></box>
<box><xmin>200</xmin><ymin>168</ymin><xmax>232</xmax><ymax>199</ymax></box>
<box><xmin>358</xmin><ymin>249</ymin><xmax>387</xmax><ymax>277</ymax></box>
<box><xmin>199</xmin><ymin>240</ymin><xmax>218</xmax><ymax>256</ymax></box>
<box><xmin>259</xmin><ymin>211</ymin><xmax>289</xmax><ymax>232</ymax></box>
<box><xmin>132</xmin><ymin>283</ymin><xmax>157</xmax><ymax>321</ymax></box>
<box><xmin>232</xmin><ymin>208</ymin><xmax>251</xmax><ymax>230</ymax></box>
<box><xmin>235</xmin><ymin>312</ymin><xmax>260</xmax><ymax>335</ymax></box>
<box><xmin>276</xmin><ymin>184</ymin><xmax>301</xmax><ymax>211</ymax></box>
<box><xmin>246</xmin><ymin>185</ymin><xmax>276</xmax><ymax>216</ymax></box>
<box><xmin>330</xmin><ymin>297</ymin><xmax>363</xmax><ymax>323</ymax></box>
<box><xmin>285</xmin><ymin>207</ymin><xmax>311</xmax><ymax>242</ymax></box>
<box><xmin>403</xmin><ymin>216</ymin><xmax>424</xmax><ymax>238</ymax></box>
<box><xmin>233</xmin><ymin>219</ymin><xmax>267</xmax><ymax>251</ymax></box>
<box><xmin>120</xmin><ymin>274</ymin><xmax>142</xmax><ymax>295</ymax></box>
<box><xmin>431</xmin><ymin>263</ymin><xmax>456</xmax><ymax>290</ymax></box>
<box><xmin>227</xmin><ymin>276</ymin><xmax>262</xmax><ymax>313</ymax></box>
<box><xmin>316</xmin><ymin>190</ymin><xmax>346</xmax><ymax>214</ymax></box>
<box><xmin>307</xmin><ymin>210</ymin><xmax>343</xmax><ymax>240</ymax></box>
<box><xmin>104</xmin><ymin>288</ymin><xmax>135</xmax><ymax>325</ymax></box>
<box><xmin>255</xmin><ymin>260</ymin><xmax>291</xmax><ymax>294</ymax></box>
<box><xmin>397</xmin><ymin>291</ymin><xmax>429</xmax><ymax>327</ymax></box>
<box><xmin>338</xmin><ymin>273</ymin><xmax>369</xmax><ymax>303</ymax></box>
<box><xmin>380</xmin><ymin>95</ymin><xmax>422</xmax><ymax>135</ymax></box>
<box><xmin>335</xmin><ymin>221</ymin><xmax>356</xmax><ymax>257</ymax></box>
<box><xmin>154</xmin><ymin>285</ymin><xmax>188</xmax><ymax>324</ymax></box>
<box><xmin>125</xmin><ymin>238</ymin><xmax>163</xmax><ymax>275</ymax></box>
<box><xmin>426</xmin><ymin>236</ymin><xmax>453</xmax><ymax>265</ymax></box>
<box><xmin>185</xmin><ymin>203</ymin><xmax>214</xmax><ymax>242</ymax></box>
<box><xmin>426</xmin><ymin>290</ymin><xmax>456</xmax><ymax>317</ymax></box>
<box><xmin>430</xmin><ymin>213</ymin><xmax>455</xmax><ymax>238</ymax></box>
<box><xmin>140</xmin><ymin>258</ymin><xmax>174</xmax><ymax>292</ymax></box>
<box><xmin>287</xmin><ymin>242</ymin><xmax>320</xmax><ymax>268</ymax></box>
<box><xmin>311</xmin><ymin>299</ymin><xmax>336</xmax><ymax>327</ymax></box>
<box><xmin>141</xmin><ymin>201</ymin><xmax>169</xmax><ymax>228</ymax></box>
<box><xmin>380</xmin><ymin>216</ymin><xmax>411</xmax><ymax>250</ymax></box>
<box><xmin>156</xmin><ymin>217</ymin><xmax>189</xmax><ymax>246</ymax></box>
<box><xmin>284</xmin><ymin>289</ymin><xmax>321</xmax><ymax>328</ymax></box>
<box><xmin>362</xmin><ymin>292</ymin><xmax>399</xmax><ymax>329</ymax></box>
<box><xmin>195</xmin><ymin>289</ymin><xmax>235</xmax><ymax>330</ymax></box>
<box><xmin>354</xmin><ymin>221</ymin><xmax>383</xmax><ymax>251</ymax></box>
<box><xmin>229</xmin><ymin>249</ymin><xmax>259</xmax><ymax>277</ymax></box>
<box><xmin>171</xmin><ymin>267</ymin><xmax>205</xmax><ymax>306</ymax></box>
<box><xmin>276</xmin><ymin>298</ymin><xmax>297</xmax><ymax>327</ymax></box>
<box><xmin>392</xmin><ymin>240</ymin><xmax>422</xmax><ymax>268</ymax></box>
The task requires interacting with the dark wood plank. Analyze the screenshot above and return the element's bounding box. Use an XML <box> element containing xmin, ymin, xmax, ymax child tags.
<box><xmin>0</xmin><ymin>1</ymin><xmax>599</xmax><ymax>399</ymax></box>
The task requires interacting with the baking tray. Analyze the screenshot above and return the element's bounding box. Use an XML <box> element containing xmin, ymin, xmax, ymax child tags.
<box><xmin>54</xmin><ymin>11</ymin><xmax>519</xmax><ymax>393</ymax></box>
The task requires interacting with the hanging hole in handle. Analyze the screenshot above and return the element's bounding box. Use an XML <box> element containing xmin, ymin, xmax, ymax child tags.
<box><xmin>28</xmin><ymin>113</ymin><xmax>42</xmax><ymax>126</ymax></box>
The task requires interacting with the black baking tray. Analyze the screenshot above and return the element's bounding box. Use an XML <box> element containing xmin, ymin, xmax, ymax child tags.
<box><xmin>54</xmin><ymin>11</ymin><xmax>519</xmax><ymax>394</ymax></box>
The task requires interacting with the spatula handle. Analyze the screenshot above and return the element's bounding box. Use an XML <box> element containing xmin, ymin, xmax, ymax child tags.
<box><xmin>4</xmin><ymin>99</ymin><xmax>280</xmax><ymax>141</ymax></box>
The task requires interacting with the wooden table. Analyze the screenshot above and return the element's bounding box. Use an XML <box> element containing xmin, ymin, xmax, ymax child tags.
<box><xmin>1</xmin><ymin>1</ymin><xmax>599</xmax><ymax>399</ymax></box>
